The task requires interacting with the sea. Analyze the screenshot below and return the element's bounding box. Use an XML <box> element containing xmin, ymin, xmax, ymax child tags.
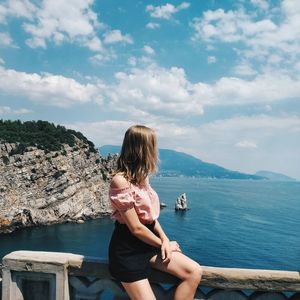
<box><xmin>1</xmin><ymin>177</ymin><xmax>300</xmax><ymax>272</ymax></box>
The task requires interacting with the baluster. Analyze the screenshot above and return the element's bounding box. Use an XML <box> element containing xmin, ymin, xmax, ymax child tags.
<box><xmin>207</xmin><ymin>289</ymin><xmax>248</xmax><ymax>300</ymax></box>
<box><xmin>194</xmin><ymin>288</ymin><xmax>206</xmax><ymax>300</ymax></box>
<box><xmin>290</xmin><ymin>293</ymin><xmax>300</xmax><ymax>300</ymax></box>
<box><xmin>250</xmin><ymin>291</ymin><xmax>288</xmax><ymax>300</ymax></box>
<box><xmin>69</xmin><ymin>276</ymin><xmax>103</xmax><ymax>300</ymax></box>
<box><xmin>151</xmin><ymin>283</ymin><xmax>168</xmax><ymax>299</ymax></box>
<box><xmin>69</xmin><ymin>276</ymin><xmax>126</xmax><ymax>300</ymax></box>
<box><xmin>113</xmin><ymin>296</ymin><xmax>130</xmax><ymax>300</ymax></box>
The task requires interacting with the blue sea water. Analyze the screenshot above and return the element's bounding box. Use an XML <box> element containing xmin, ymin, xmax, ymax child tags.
<box><xmin>1</xmin><ymin>178</ymin><xmax>300</xmax><ymax>271</ymax></box>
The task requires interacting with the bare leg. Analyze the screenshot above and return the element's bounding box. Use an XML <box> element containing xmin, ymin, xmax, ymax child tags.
<box><xmin>150</xmin><ymin>252</ymin><xmax>202</xmax><ymax>300</ymax></box>
<box><xmin>121</xmin><ymin>278</ymin><xmax>156</xmax><ymax>300</ymax></box>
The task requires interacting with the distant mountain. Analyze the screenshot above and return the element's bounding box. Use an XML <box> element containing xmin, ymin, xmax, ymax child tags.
<box><xmin>255</xmin><ymin>170</ymin><xmax>296</xmax><ymax>181</ymax></box>
<box><xmin>100</xmin><ymin>145</ymin><xmax>122</xmax><ymax>157</ymax></box>
<box><xmin>99</xmin><ymin>145</ymin><xmax>264</xmax><ymax>180</ymax></box>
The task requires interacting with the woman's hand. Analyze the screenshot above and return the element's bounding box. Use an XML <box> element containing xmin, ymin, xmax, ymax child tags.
<box><xmin>161</xmin><ymin>238</ymin><xmax>171</xmax><ymax>264</ymax></box>
<box><xmin>161</xmin><ymin>240</ymin><xmax>182</xmax><ymax>263</ymax></box>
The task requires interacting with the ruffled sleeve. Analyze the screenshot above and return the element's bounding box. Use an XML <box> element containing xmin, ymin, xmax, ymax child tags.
<box><xmin>109</xmin><ymin>187</ymin><xmax>135</xmax><ymax>212</ymax></box>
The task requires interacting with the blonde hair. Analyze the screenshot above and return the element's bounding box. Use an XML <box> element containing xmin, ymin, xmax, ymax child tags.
<box><xmin>116</xmin><ymin>125</ymin><xmax>158</xmax><ymax>185</ymax></box>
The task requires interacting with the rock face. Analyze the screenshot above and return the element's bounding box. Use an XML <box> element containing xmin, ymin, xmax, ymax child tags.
<box><xmin>175</xmin><ymin>193</ymin><xmax>188</xmax><ymax>211</ymax></box>
<box><xmin>0</xmin><ymin>139</ymin><xmax>118</xmax><ymax>234</ymax></box>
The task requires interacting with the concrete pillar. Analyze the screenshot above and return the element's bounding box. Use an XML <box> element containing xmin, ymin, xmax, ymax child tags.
<box><xmin>1</xmin><ymin>251</ymin><xmax>83</xmax><ymax>300</ymax></box>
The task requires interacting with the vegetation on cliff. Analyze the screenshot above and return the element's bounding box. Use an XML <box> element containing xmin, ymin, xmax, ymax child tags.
<box><xmin>0</xmin><ymin>119</ymin><xmax>97</xmax><ymax>155</ymax></box>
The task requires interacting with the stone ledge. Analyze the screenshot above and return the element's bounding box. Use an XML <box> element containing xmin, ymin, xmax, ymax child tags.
<box><xmin>3</xmin><ymin>250</ymin><xmax>84</xmax><ymax>268</ymax></box>
<box><xmin>3</xmin><ymin>250</ymin><xmax>300</xmax><ymax>292</ymax></box>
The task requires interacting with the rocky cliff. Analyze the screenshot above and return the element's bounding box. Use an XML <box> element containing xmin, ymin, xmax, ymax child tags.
<box><xmin>0</xmin><ymin>139</ymin><xmax>117</xmax><ymax>234</ymax></box>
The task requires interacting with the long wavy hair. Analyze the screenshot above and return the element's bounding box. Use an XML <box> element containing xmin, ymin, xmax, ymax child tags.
<box><xmin>115</xmin><ymin>125</ymin><xmax>158</xmax><ymax>185</ymax></box>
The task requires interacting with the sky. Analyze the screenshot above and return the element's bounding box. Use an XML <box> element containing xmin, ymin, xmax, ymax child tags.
<box><xmin>0</xmin><ymin>0</ymin><xmax>299</xmax><ymax>179</ymax></box>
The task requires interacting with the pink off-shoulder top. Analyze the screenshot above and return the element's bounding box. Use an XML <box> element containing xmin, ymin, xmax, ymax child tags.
<box><xmin>109</xmin><ymin>179</ymin><xmax>160</xmax><ymax>224</ymax></box>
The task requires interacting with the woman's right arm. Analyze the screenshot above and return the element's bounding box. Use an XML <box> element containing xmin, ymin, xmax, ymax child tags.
<box><xmin>119</xmin><ymin>207</ymin><xmax>162</xmax><ymax>248</ymax></box>
<box><xmin>111</xmin><ymin>174</ymin><xmax>171</xmax><ymax>262</ymax></box>
<box><xmin>111</xmin><ymin>174</ymin><xmax>162</xmax><ymax>248</ymax></box>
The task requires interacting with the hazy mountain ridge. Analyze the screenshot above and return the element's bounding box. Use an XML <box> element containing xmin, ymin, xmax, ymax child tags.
<box><xmin>255</xmin><ymin>170</ymin><xmax>296</xmax><ymax>181</ymax></box>
<box><xmin>99</xmin><ymin>145</ymin><xmax>265</xmax><ymax>180</ymax></box>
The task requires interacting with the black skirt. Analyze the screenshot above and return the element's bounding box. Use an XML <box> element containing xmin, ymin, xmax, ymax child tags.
<box><xmin>108</xmin><ymin>221</ymin><xmax>161</xmax><ymax>283</ymax></box>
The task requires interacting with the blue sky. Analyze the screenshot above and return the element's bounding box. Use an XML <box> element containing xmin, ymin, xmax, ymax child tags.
<box><xmin>0</xmin><ymin>0</ymin><xmax>300</xmax><ymax>179</ymax></box>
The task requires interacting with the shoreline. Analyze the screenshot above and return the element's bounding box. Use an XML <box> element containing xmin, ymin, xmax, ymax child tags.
<box><xmin>0</xmin><ymin>211</ymin><xmax>111</xmax><ymax>235</ymax></box>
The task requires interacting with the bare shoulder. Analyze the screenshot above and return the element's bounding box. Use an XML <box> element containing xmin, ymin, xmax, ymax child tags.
<box><xmin>110</xmin><ymin>173</ymin><xmax>130</xmax><ymax>189</ymax></box>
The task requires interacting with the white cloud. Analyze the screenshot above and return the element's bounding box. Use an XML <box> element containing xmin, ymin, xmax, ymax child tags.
<box><xmin>191</xmin><ymin>1</ymin><xmax>300</xmax><ymax>72</ymax></box>
<box><xmin>89</xmin><ymin>52</ymin><xmax>116</xmax><ymax>65</ymax></box>
<box><xmin>84</xmin><ymin>36</ymin><xmax>103</xmax><ymax>51</ymax></box>
<box><xmin>146</xmin><ymin>22</ymin><xmax>160</xmax><ymax>29</ymax></box>
<box><xmin>0</xmin><ymin>0</ymin><xmax>111</xmax><ymax>53</ymax></box>
<box><xmin>146</xmin><ymin>2</ymin><xmax>190</xmax><ymax>20</ymax></box>
<box><xmin>195</xmin><ymin>115</ymin><xmax>300</xmax><ymax>177</ymax></box>
<box><xmin>0</xmin><ymin>66</ymin><xmax>103</xmax><ymax>107</ymax></box>
<box><xmin>250</xmin><ymin>0</ymin><xmax>269</xmax><ymax>11</ymax></box>
<box><xmin>233</xmin><ymin>62</ymin><xmax>257</xmax><ymax>76</ymax></box>
<box><xmin>25</xmin><ymin>36</ymin><xmax>46</xmax><ymax>48</ymax></box>
<box><xmin>267</xmin><ymin>54</ymin><xmax>282</xmax><ymax>65</ymax></box>
<box><xmin>0</xmin><ymin>4</ymin><xmax>7</xmax><ymax>23</ymax></box>
<box><xmin>127</xmin><ymin>57</ymin><xmax>137</xmax><ymax>66</ymax></box>
<box><xmin>235</xmin><ymin>139</ymin><xmax>258</xmax><ymax>149</ymax></box>
<box><xmin>106</xmin><ymin>65</ymin><xmax>204</xmax><ymax>116</ymax></box>
<box><xmin>21</xmin><ymin>0</ymin><xmax>103</xmax><ymax>51</ymax></box>
<box><xmin>64</xmin><ymin>114</ymin><xmax>300</xmax><ymax>179</ymax></box>
<box><xmin>0</xmin><ymin>32</ymin><xmax>14</xmax><ymax>47</ymax></box>
<box><xmin>0</xmin><ymin>0</ymin><xmax>37</xmax><ymax>23</ymax></box>
<box><xmin>191</xmin><ymin>9</ymin><xmax>277</xmax><ymax>43</ymax></box>
<box><xmin>198</xmin><ymin>115</ymin><xmax>300</xmax><ymax>143</ymax></box>
<box><xmin>207</xmin><ymin>56</ymin><xmax>216</xmax><ymax>64</ymax></box>
<box><xmin>143</xmin><ymin>45</ymin><xmax>155</xmax><ymax>55</ymax></box>
<box><xmin>138</xmin><ymin>56</ymin><xmax>156</xmax><ymax>66</ymax></box>
<box><xmin>63</xmin><ymin>120</ymin><xmax>133</xmax><ymax>147</ymax></box>
<box><xmin>294</xmin><ymin>61</ymin><xmax>300</xmax><ymax>72</ymax></box>
<box><xmin>1</xmin><ymin>61</ymin><xmax>300</xmax><ymax>117</ymax></box>
<box><xmin>206</xmin><ymin>44</ymin><xmax>215</xmax><ymax>51</ymax></box>
<box><xmin>0</xmin><ymin>106</ymin><xmax>32</xmax><ymax>115</ymax></box>
<box><xmin>63</xmin><ymin>119</ymin><xmax>197</xmax><ymax>150</ymax></box>
<box><xmin>210</xmin><ymin>72</ymin><xmax>300</xmax><ymax>105</ymax></box>
<box><xmin>264</xmin><ymin>104</ymin><xmax>272</xmax><ymax>112</ymax></box>
<box><xmin>0</xmin><ymin>64</ymin><xmax>201</xmax><ymax>117</ymax></box>
<box><xmin>108</xmin><ymin>66</ymin><xmax>300</xmax><ymax>111</ymax></box>
<box><xmin>103</xmin><ymin>30</ymin><xmax>133</xmax><ymax>44</ymax></box>
<box><xmin>0</xmin><ymin>0</ymin><xmax>133</xmax><ymax>60</ymax></box>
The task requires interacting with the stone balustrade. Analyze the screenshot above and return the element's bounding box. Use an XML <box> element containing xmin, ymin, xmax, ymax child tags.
<box><xmin>1</xmin><ymin>251</ymin><xmax>300</xmax><ymax>300</ymax></box>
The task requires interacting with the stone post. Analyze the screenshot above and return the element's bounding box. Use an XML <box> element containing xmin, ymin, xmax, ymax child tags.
<box><xmin>1</xmin><ymin>251</ymin><xmax>83</xmax><ymax>300</ymax></box>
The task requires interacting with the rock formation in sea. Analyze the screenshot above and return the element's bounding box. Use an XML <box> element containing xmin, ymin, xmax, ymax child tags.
<box><xmin>175</xmin><ymin>193</ymin><xmax>188</xmax><ymax>211</ymax></box>
<box><xmin>0</xmin><ymin>121</ymin><xmax>118</xmax><ymax>234</ymax></box>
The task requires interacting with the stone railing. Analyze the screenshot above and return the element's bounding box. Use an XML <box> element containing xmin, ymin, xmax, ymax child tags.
<box><xmin>1</xmin><ymin>251</ymin><xmax>300</xmax><ymax>300</ymax></box>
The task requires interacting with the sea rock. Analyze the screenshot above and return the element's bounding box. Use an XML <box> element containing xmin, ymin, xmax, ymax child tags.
<box><xmin>160</xmin><ymin>202</ymin><xmax>167</xmax><ymax>208</ymax></box>
<box><xmin>175</xmin><ymin>193</ymin><xmax>188</xmax><ymax>211</ymax></box>
<box><xmin>0</xmin><ymin>138</ymin><xmax>118</xmax><ymax>234</ymax></box>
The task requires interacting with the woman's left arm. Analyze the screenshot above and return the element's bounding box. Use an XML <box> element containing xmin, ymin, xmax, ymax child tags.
<box><xmin>153</xmin><ymin>219</ymin><xmax>169</xmax><ymax>242</ymax></box>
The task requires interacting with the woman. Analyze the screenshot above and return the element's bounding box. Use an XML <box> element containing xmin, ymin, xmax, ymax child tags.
<box><xmin>108</xmin><ymin>125</ymin><xmax>202</xmax><ymax>300</ymax></box>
